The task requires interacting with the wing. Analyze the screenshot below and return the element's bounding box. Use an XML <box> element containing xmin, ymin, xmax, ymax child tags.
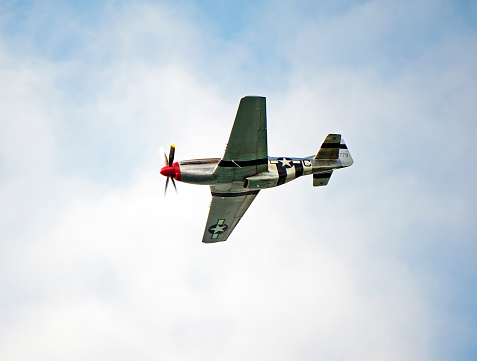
<box><xmin>216</xmin><ymin>96</ymin><xmax>268</xmax><ymax>177</ymax></box>
<box><xmin>202</xmin><ymin>188</ymin><xmax>259</xmax><ymax>243</ymax></box>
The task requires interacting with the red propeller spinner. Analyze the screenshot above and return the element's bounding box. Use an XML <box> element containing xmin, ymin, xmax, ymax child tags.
<box><xmin>160</xmin><ymin>144</ymin><xmax>181</xmax><ymax>195</ymax></box>
<box><xmin>160</xmin><ymin>164</ymin><xmax>178</xmax><ymax>178</ymax></box>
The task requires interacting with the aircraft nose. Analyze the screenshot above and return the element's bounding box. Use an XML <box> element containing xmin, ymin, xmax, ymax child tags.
<box><xmin>160</xmin><ymin>165</ymin><xmax>176</xmax><ymax>178</ymax></box>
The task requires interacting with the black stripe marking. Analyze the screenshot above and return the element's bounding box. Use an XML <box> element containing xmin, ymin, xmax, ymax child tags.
<box><xmin>277</xmin><ymin>163</ymin><xmax>287</xmax><ymax>186</ymax></box>
<box><xmin>314</xmin><ymin>172</ymin><xmax>332</xmax><ymax>179</ymax></box>
<box><xmin>211</xmin><ymin>190</ymin><xmax>260</xmax><ymax>197</ymax></box>
<box><xmin>295</xmin><ymin>162</ymin><xmax>304</xmax><ymax>178</ymax></box>
<box><xmin>218</xmin><ymin>158</ymin><xmax>268</xmax><ymax>167</ymax></box>
<box><xmin>320</xmin><ymin>143</ymin><xmax>348</xmax><ymax>149</ymax></box>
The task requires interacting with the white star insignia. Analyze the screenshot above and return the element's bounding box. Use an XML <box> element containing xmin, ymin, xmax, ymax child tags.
<box><xmin>280</xmin><ymin>158</ymin><xmax>291</xmax><ymax>167</ymax></box>
<box><xmin>213</xmin><ymin>224</ymin><xmax>226</xmax><ymax>233</ymax></box>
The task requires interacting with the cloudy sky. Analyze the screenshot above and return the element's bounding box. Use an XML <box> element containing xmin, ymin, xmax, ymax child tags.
<box><xmin>1</xmin><ymin>0</ymin><xmax>476</xmax><ymax>360</ymax></box>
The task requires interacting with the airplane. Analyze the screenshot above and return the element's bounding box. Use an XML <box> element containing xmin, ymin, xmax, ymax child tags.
<box><xmin>160</xmin><ymin>96</ymin><xmax>353</xmax><ymax>243</ymax></box>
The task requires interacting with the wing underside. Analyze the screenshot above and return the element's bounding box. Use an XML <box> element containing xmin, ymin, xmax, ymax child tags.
<box><xmin>202</xmin><ymin>189</ymin><xmax>259</xmax><ymax>243</ymax></box>
<box><xmin>202</xmin><ymin>96</ymin><xmax>266</xmax><ymax>243</ymax></box>
<box><xmin>215</xmin><ymin>96</ymin><xmax>268</xmax><ymax>180</ymax></box>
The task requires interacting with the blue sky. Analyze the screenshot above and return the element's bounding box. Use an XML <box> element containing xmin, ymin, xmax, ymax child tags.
<box><xmin>1</xmin><ymin>1</ymin><xmax>476</xmax><ymax>360</ymax></box>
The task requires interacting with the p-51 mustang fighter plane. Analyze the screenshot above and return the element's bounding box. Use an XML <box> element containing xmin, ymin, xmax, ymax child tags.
<box><xmin>160</xmin><ymin>96</ymin><xmax>353</xmax><ymax>243</ymax></box>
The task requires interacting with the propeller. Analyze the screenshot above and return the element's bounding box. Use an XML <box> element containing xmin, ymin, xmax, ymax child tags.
<box><xmin>160</xmin><ymin>144</ymin><xmax>178</xmax><ymax>195</ymax></box>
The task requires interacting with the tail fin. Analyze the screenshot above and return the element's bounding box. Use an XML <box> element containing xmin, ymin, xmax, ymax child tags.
<box><xmin>315</xmin><ymin>134</ymin><xmax>342</xmax><ymax>160</ymax></box>
<box><xmin>315</xmin><ymin>134</ymin><xmax>353</xmax><ymax>165</ymax></box>
<box><xmin>313</xmin><ymin>134</ymin><xmax>353</xmax><ymax>187</ymax></box>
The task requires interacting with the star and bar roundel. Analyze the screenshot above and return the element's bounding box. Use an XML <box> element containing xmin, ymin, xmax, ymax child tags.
<box><xmin>208</xmin><ymin>219</ymin><xmax>229</xmax><ymax>239</ymax></box>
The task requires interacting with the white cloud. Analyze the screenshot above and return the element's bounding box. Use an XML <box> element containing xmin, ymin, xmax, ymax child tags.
<box><xmin>1</xmin><ymin>169</ymin><xmax>432</xmax><ymax>360</ymax></box>
<box><xmin>1</xmin><ymin>1</ymin><xmax>476</xmax><ymax>360</ymax></box>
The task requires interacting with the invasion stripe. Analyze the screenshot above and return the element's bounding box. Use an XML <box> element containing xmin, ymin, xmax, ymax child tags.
<box><xmin>295</xmin><ymin>162</ymin><xmax>304</xmax><ymax>178</ymax></box>
<box><xmin>277</xmin><ymin>164</ymin><xmax>287</xmax><ymax>186</ymax></box>
<box><xmin>211</xmin><ymin>190</ymin><xmax>260</xmax><ymax>197</ymax></box>
<box><xmin>218</xmin><ymin>158</ymin><xmax>268</xmax><ymax>167</ymax></box>
<box><xmin>320</xmin><ymin>143</ymin><xmax>348</xmax><ymax>149</ymax></box>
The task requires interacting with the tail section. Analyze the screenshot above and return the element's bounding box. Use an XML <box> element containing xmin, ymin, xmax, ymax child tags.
<box><xmin>315</xmin><ymin>134</ymin><xmax>353</xmax><ymax>166</ymax></box>
<box><xmin>313</xmin><ymin>134</ymin><xmax>353</xmax><ymax>187</ymax></box>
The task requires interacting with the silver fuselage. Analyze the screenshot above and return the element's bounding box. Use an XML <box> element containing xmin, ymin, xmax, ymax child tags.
<box><xmin>176</xmin><ymin>148</ymin><xmax>353</xmax><ymax>189</ymax></box>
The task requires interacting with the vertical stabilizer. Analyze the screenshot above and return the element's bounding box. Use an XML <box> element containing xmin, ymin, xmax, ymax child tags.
<box><xmin>315</xmin><ymin>134</ymin><xmax>342</xmax><ymax>160</ymax></box>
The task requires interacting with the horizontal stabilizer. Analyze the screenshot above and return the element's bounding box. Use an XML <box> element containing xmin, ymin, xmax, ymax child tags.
<box><xmin>313</xmin><ymin>172</ymin><xmax>332</xmax><ymax>187</ymax></box>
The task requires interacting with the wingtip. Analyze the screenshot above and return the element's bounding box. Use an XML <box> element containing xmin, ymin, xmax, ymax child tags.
<box><xmin>242</xmin><ymin>95</ymin><xmax>265</xmax><ymax>99</ymax></box>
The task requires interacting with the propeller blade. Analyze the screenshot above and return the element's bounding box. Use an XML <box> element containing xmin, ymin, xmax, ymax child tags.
<box><xmin>160</xmin><ymin>147</ymin><xmax>168</xmax><ymax>166</ymax></box>
<box><xmin>171</xmin><ymin>177</ymin><xmax>177</xmax><ymax>193</ymax></box>
<box><xmin>164</xmin><ymin>176</ymin><xmax>169</xmax><ymax>196</ymax></box>
<box><xmin>168</xmin><ymin>144</ymin><xmax>175</xmax><ymax>167</ymax></box>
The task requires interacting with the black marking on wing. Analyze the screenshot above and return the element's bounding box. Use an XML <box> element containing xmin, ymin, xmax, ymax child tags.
<box><xmin>218</xmin><ymin>158</ymin><xmax>268</xmax><ymax>167</ymax></box>
<box><xmin>211</xmin><ymin>190</ymin><xmax>260</xmax><ymax>197</ymax></box>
